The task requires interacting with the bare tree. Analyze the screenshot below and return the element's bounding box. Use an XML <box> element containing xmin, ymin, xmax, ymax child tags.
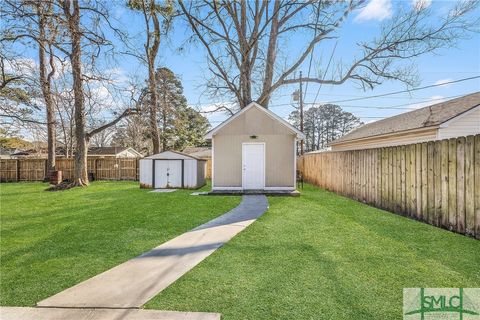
<box><xmin>36</xmin><ymin>1</ymin><xmax>57</xmax><ymax>178</ymax></box>
<box><xmin>59</xmin><ymin>0</ymin><xmax>138</xmax><ymax>186</ymax></box>
<box><xmin>60</xmin><ymin>0</ymin><xmax>89</xmax><ymax>185</ymax></box>
<box><xmin>128</xmin><ymin>0</ymin><xmax>173</xmax><ymax>153</ymax></box>
<box><xmin>179</xmin><ymin>0</ymin><xmax>479</xmax><ymax>110</ymax></box>
<box><xmin>1</xmin><ymin>0</ymin><xmax>58</xmax><ymax>176</ymax></box>
<box><xmin>0</xmin><ymin>54</ymin><xmax>39</xmax><ymax>126</ymax></box>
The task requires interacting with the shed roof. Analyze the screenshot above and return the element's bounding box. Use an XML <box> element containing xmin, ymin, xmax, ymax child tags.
<box><xmin>204</xmin><ymin>102</ymin><xmax>305</xmax><ymax>139</ymax></box>
<box><xmin>145</xmin><ymin>150</ymin><xmax>206</xmax><ymax>161</ymax></box>
<box><xmin>330</xmin><ymin>92</ymin><xmax>480</xmax><ymax>145</ymax></box>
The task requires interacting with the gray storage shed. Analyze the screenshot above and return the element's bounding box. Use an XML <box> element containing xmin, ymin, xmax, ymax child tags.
<box><xmin>139</xmin><ymin>150</ymin><xmax>206</xmax><ymax>189</ymax></box>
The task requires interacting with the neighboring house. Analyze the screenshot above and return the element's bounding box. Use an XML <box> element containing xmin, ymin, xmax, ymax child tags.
<box><xmin>183</xmin><ymin>146</ymin><xmax>211</xmax><ymax>159</ymax></box>
<box><xmin>0</xmin><ymin>147</ymin><xmax>16</xmax><ymax>159</ymax></box>
<box><xmin>183</xmin><ymin>147</ymin><xmax>212</xmax><ymax>178</ymax></box>
<box><xmin>88</xmin><ymin>147</ymin><xmax>142</xmax><ymax>158</ymax></box>
<box><xmin>329</xmin><ymin>92</ymin><xmax>480</xmax><ymax>151</ymax></box>
<box><xmin>10</xmin><ymin>149</ymin><xmax>48</xmax><ymax>159</ymax></box>
<box><xmin>205</xmin><ymin>102</ymin><xmax>305</xmax><ymax>191</ymax></box>
<box><xmin>7</xmin><ymin>146</ymin><xmax>142</xmax><ymax>159</ymax></box>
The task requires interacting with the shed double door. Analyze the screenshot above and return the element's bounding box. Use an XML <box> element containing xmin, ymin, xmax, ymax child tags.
<box><xmin>154</xmin><ymin>160</ymin><xmax>182</xmax><ymax>188</ymax></box>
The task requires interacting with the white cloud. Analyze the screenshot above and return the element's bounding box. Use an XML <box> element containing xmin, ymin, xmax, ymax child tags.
<box><xmin>4</xmin><ymin>58</ymin><xmax>37</xmax><ymax>76</ymax></box>
<box><xmin>104</xmin><ymin>67</ymin><xmax>130</xmax><ymax>85</ymax></box>
<box><xmin>355</xmin><ymin>0</ymin><xmax>393</xmax><ymax>22</ymax></box>
<box><xmin>412</xmin><ymin>0</ymin><xmax>432</xmax><ymax>11</ymax></box>
<box><xmin>434</xmin><ymin>78</ymin><xmax>453</xmax><ymax>88</ymax></box>
<box><xmin>411</xmin><ymin>95</ymin><xmax>445</xmax><ymax>109</ymax></box>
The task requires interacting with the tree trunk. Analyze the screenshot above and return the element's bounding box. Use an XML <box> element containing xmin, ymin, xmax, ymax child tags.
<box><xmin>238</xmin><ymin>1</ymin><xmax>251</xmax><ymax>108</ymax></box>
<box><xmin>148</xmin><ymin>60</ymin><xmax>160</xmax><ymax>153</ymax></box>
<box><xmin>257</xmin><ymin>0</ymin><xmax>280</xmax><ymax>108</ymax></box>
<box><xmin>37</xmin><ymin>3</ymin><xmax>56</xmax><ymax>180</ymax></box>
<box><xmin>64</xmin><ymin>0</ymin><xmax>88</xmax><ymax>186</ymax></box>
<box><xmin>161</xmin><ymin>89</ymin><xmax>167</xmax><ymax>151</ymax></box>
<box><xmin>145</xmin><ymin>0</ymin><xmax>161</xmax><ymax>154</ymax></box>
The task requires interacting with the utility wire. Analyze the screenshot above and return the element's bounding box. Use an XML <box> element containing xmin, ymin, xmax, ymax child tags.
<box><xmin>321</xmin><ymin>76</ymin><xmax>480</xmax><ymax>104</ymax></box>
<box><xmin>311</xmin><ymin>41</ymin><xmax>338</xmax><ymax>107</ymax></box>
<box><xmin>266</xmin><ymin>93</ymin><xmax>464</xmax><ymax>110</ymax></box>
<box><xmin>191</xmin><ymin>75</ymin><xmax>479</xmax><ymax>108</ymax></box>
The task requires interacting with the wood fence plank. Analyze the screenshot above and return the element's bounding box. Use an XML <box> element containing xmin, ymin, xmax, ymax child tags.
<box><xmin>400</xmin><ymin>146</ymin><xmax>406</xmax><ymax>214</ymax></box>
<box><xmin>421</xmin><ymin>143</ymin><xmax>428</xmax><ymax>222</ymax></box>
<box><xmin>410</xmin><ymin>144</ymin><xmax>417</xmax><ymax>218</ymax></box>
<box><xmin>360</xmin><ymin>150</ymin><xmax>365</xmax><ymax>201</ymax></box>
<box><xmin>368</xmin><ymin>149</ymin><xmax>376</xmax><ymax>205</ymax></box>
<box><xmin>427</xmin><ymin>142</ymin><xmax>435</xmax><ymax>224</ymax></box>
<box><xmin>434</xmin><ymin>141</ymin><xmax>442</xmax><ymax>226</ymax></box>
<box><xmin>465</xmin><ymin>135</ymin><xmax>475</xmax><ymax>236</ymax></box>
<box><xmin>381</xmin><ymin>148</ymin><xmax>386</xmax><ymax>209</ymax></box>
<box><xmin>364</xmin><ymin>151</ymin><xmax>368</xmax><ymax>202</ymax></box>
<box><xmin>475</xmin><ymin>135</ymin><xmax>480</xmax><ymax>239</ymax></box>
<box><xmin>376</xmin><ymin>149</ymin><xmax>382</xmax><ymax>207</ymax></box>
<box><xmin>415</xmin><ymin>144</ymin><xmax>422</xmax><ymax>220</ymax></box>
<box><xmin>392</xmin><ymin>147</ymin><xmax>397</xmax><ymax>212</ymax></box>
<box><xmin>456</xmin><ymin>137</ymin><xmax>466</xmax><ymax>233</ymax></box>
<box><xmin>448</xmin><ymin>138</ymin><xmax>457</xmax><ymax>230</ymax></box>
<box><xmin>365</xmin><ymin>150</ymin><xmax>370</xmax><ymax>203</ymax></box>
<box><xmin>389</xmin><ymin>147</ymin><xmax>394</xmax><ymax>211</ymax></box>
<box><xmin>405</xmin><ymin>146</ymin><xmax>412</xmax><ymax>216</ymax></box>
<box><xmin>440</xmin><ymin>140</ymin><xmax>449</xmax><ymax>228</ymax></box>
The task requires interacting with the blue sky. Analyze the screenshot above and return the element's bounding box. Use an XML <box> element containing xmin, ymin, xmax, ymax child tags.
<box><xmin>11</xmin><ymin>0</ymin><xmax>480</xmax><ymax>130</ymax></box>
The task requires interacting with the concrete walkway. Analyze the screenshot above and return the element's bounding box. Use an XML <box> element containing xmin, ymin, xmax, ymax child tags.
<box><xmin>37</xmin><ymin>195</ymin><xmax>268</xmax><ymax>309</ymax></box>
<box><xmin>0</xmin><ymin>307</ymin><xmax>220</xmax><ymax>320</ymax></box>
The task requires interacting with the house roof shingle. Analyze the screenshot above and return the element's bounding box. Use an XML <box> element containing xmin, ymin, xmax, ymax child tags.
<box><xmin>330</xmin><ymin>92</ymin><xmax>480</xmax><ymax>145</ymax></box>
<box><xmin>183</xmin><ymin>147</ymin><xmax>211</xmax><ymax>158</ymax></box>
<box><xmin>88</xmin><ymin>146</ymin><xmax>129</xmax><ymax>155</ymax></box>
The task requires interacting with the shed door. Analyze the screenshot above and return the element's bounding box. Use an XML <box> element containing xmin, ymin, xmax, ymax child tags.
<box><xmin>154</xmin><ymin>160</ymin><xmax>182</xmax><ymax>188</ymax></box>
<box><xmin>242</xmin><ymin>143</ymin><xmax>265</xmax><ymax>190</ymax></box>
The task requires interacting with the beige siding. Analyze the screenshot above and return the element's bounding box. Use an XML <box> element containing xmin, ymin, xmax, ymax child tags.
<box><xmin>213</xmin><ymin>106</ymin><xmax>296</xmax><ymax>188</ymax></box>
<box><xmin>330</xmin><ymin>128</ymin><xmax>438</xmax><ymax>151</ymax></box>
<box><xmin>438</xmin><ymin>106</ymin><xmax>480</xmax><ymax>140</ymax></box>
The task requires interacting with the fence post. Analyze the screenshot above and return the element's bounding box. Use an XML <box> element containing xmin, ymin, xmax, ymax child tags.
<box><xmin>44</xmin><ymin>159</ymin><xmax>48</xmax><ymax>181</ymax></box>
<box><xmin>94</xmin><ymin>158</ymin><xmax>98</xmax><ymax>180</ymax></box>
<box><xmin>136</xmin><ymin>158</ymin><xmax>139</xmax><ymax>181</ymax></box>
<box><xmin>16</xmin><ymin>159</ymin><xmax>20</xmax><ymax>182</ymax></box>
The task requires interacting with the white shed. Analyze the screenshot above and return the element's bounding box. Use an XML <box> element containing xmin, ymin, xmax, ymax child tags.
<box><xmin>139</xmin><ymin>151</ymin><xmax>206</xmax><ymax>189</ymax></box>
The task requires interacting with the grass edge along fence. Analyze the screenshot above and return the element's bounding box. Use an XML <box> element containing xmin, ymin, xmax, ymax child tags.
<box><xmin>0</xmin><ymin>158</ymin><xmax>140</xmax><ymax>182</ymax></box>
<box><xmin>298</xmin><ymin>134</ymin><xmax>480</xmax><ymax>239</ymax></box>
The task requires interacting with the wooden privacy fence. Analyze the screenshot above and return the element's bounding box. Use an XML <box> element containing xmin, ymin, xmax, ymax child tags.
<box><xmin>0</xmin><ymin>158</ymin><xmax>139</xmax><ymax>182</ymax></box>
<box><xmin>298</xmin><ymin>134</ymin><xmax>480</xmax><ymax>238</ymax></box>
<box><xmin>205</xmin><ymin>158</ymin><xmax>212</xmax><ymax>179</ymax></box>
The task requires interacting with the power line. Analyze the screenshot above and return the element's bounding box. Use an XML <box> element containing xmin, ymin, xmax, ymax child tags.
<box><xmin>321</xmin><ymin>76</ymin><xmax>480</xmax><ymax>104</ymax></box>
<box><xmin>273</xmin><ymin>92</ymin><xmax>455</xmax><ymax>100</ymax></box>
<box><xmin>190</xmin><ymin>76</ymin><xmax>479</xmax><ymax>108</ymax></box>
<box><xmin>267</xmin><ymin>93</ymin><xmax>466</xmax><ymax>110</ymax></box>
<box><xmin>312</xmin><ymin>41</ymin><xmax>338</xmax><ymax>107</ymax></box>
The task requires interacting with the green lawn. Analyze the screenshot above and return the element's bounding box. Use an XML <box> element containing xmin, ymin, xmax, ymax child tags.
<box><xmin>0</xmin><ymin>181</ymin><xmax>240</xmax><ymax>306</ymax></box>
<box><xmin>147</xmin><ymin>184</ymin><xmax>480</xmax><ymax>320</ymax></box>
